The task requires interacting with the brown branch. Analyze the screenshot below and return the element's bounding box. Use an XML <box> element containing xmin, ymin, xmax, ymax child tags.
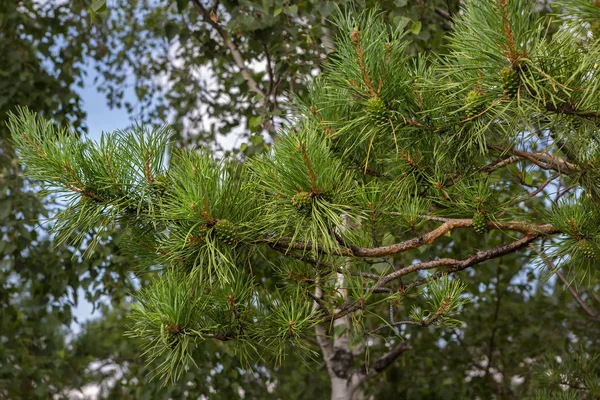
<box><xmin>481</xmin><ymin>155</ymin><xmax>523</xmax><ymax>173</ymax></box>
<box><xmin>369</xmin><ymin>314</ymin><xmax>443</xmax><ymax>335</ymax></box>
<box><xmin>330</xmin><ymin>232</ymin><xmax>547</xmax><ymax>322</ymax></box>
<box><xmin>434</xmin><ymin>7</ymin><xmax>452</xmax><ymax>21</ymax></box>
<box><xmin>263</xmin><ymin>42</ymin><xmax>274</xmax><ymax>99</ymax></box>
<box><xmin>145</xmin><ymin>153</ymin><xmax>153</xmax><ymax>184</ymax></box>
<box><xmin>190</xmin><ymin>0</ymin><xmax>265</xmax><ymax>100</ymax></box>
<box><xmin>299</xmin><ymin>143</ymin><xmax>318</xmax><ymax>192</ymax></box>
<box><xmin>351</xmin><ymin>27</ymin><xmax>377</xmax><ymax>97</ymax></box>
<box><xmin>492</xmin><ymin>146</ymin><xmax>579</xmax><ymax>174</ymax></box>
<box><xmin>498</xmin><ymin>0</ymin><xmax>519</xmax><ymax>61</ymax></box>
<box><xmin>357</xmin><ymin>341</ymin><xmax>411</xmax><ymax>377</ymax></box>
<box><xmin>545</xmin><ymin>103</ymin><xmax>600</xmax><ymax>120</ymax></box>
<box><xmin>202</xmin><ymin>333</ymin><xmax>233</xmax><ymax>341</ymax></box>
<box><xmin>404</xmin><ymin>233</ymin><xmax>542</xmax><ymax>291</ymax></box>
<box><xmin>268</xmin><ymin>219</ymin><xmax>558</xmax><ymax>259</ymax></box>
<box><xmin>307</xmin><ymin>292</ymin><xmax>331</xmax><ymax>318</ymax></box>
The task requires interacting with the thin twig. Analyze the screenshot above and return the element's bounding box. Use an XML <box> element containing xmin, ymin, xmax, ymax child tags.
<box><xmin>190</xmin><ymin>0</ymin><xmax>267</xmax><ymax>101</ymax></box>
<box><xmin>497</xmin><ymin>173</ymin><xmax>559</xmax><ymax>217</ymax></box>
<box><xmin>537</xmin><ymin>251</ymin><xmax>598</xmax><ymax>318</ymax></box>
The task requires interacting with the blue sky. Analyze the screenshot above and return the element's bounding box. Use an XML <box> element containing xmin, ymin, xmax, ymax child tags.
<box><xmin>81</xmin><ymin>71</ymin><xmax>133</xmax><ymax>141</ymax></box>
<box><xmin>71</xmin><ymin>67</ymin><xmax>134</xmax><ymax>330</ymax></box>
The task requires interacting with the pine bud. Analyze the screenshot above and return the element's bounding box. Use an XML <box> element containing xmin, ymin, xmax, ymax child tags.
<box><xmin>291</xmin><ymin>191</ymin><xmax>312</xmax><ymax>210</ymax></box>
<box><xmin>499</xmin><ymin>66</ymin><xmax>520</xmax><ymax>97</ymax></box>
<box><xmin>366</xmin><ymin>96</ymin><xmax>390</xmax><ymax>126</ymax></box>
<box><xmin>465</xmin><ymin>90</ymin><xmax>486</xmax><ymax>119</ymax></box>
<box><xmin>576</xmin><ymin>238</ymin><xmax>596</xmax><ymax>259</ymax></box>
<box><xmin>473</xmin><ymin>211</ymin><xmax>488</xmax><ymax>234</ymax></box>
<box><xmin>160</xmin><ymin>322</ymin><xmax>179</xmax><ymax>350</ymax></box>
<box><xmin>214</xmin><ymin>219</ymin><xmax>237</xmax><ymax>244</ymax></box>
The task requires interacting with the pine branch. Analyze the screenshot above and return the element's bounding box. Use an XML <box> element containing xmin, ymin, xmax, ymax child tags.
<box><xmin>369</xmin><ymin>317</ymin><xmax>441</xmax><ymax>335</ymax></box>
<box><xmin>356</xmin><ymin>341</ymin><xmax>411</xmax><ymax>379</ymax></box>
<box><xmin>269</xmin><ymin>220</ymin><xmax>558</xmax><ymax>259</ymax></box>
<box><xmin>481</xmin><ymin>155</ymin><xmax>523</xmax><ymax>173</ymax></box>
<box><xmin>434</xmin><ymin>7</ymin><xmax>452</xmax><ymax>22</ymax></box>
<box><xmin>403</xmin><ymin>234</ymin><xmax>542</xmax><ymax>291</ymax></box>
<box><xmin>493</xmin><ymin>146</ymin><xmax>579</xmax><ymax>174</ymax></box>
<box><xmin>332</xmin><ymin>233</ymin><xmax>544</xmax><ymax>322</ymax></box>
<box><xmin>545</xmin><ymin>103</ymin><xmax>600</xmax><ymax>121</ymax></box>
<box><xmin>497</xmin><ymin>173</ymin><xmax>559</xmax><ymax>216</ymax></box>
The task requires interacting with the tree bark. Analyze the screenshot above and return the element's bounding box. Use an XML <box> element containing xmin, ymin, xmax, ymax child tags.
<box><xmin>327</xmin><ymin>216</ymin><xmax>364</xmax><ymax>400</ymax></box>
<box><xmin>314</xmin><ymin>216</ymin><xmax>411</xmax><ymax>399</ymax></box>
<box><xmin>330</xmin><ymin>375</ymin><xmax>362</xmax><ymax>400</ymax></box>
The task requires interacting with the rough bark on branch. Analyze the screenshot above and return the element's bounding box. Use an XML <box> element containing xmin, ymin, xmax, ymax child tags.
<box><xmin>269</xmin><ymin>219</ymin><xmax>558</xmax><ymax>258</ymax></box>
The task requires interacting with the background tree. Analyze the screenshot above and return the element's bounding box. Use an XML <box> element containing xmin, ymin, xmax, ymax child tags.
<box><xmin>87</xmin><ymin>0</ymin><xmax>458</xmax><ymax>150</ymax></box>
<box><xmin>10</xmin><ymin>1</ymin><xmax>600</xmax><ymax>399</ymax></box>
<box><xmin>0</xmin><ymin>1</ymin><xmax>141</xmax><ymax>397</ymax></box>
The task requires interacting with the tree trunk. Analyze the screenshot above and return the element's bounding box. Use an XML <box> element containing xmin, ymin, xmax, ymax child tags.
<box><xmin>322</xmin><ymin>216</ymin><xmax>366</xmax><ymax>400</ymax></box>
<box><xmin>331</xmin><ymin>377</ymin><xmax>355</xmax><ymax>400</ymax></box>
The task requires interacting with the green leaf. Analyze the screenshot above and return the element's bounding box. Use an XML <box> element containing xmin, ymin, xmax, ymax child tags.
<box><xmin>90</xmin><ymin>0</ymin><xmax>106</xmax><ymax>12</ymax></box>
<box><xmin>410</xmin><ymin>21</ymin><xmax>422</xmax><ymax>35</ymax></box>
<box><xmin>288</xmin><ymin>5</ymin><xmax>298</xmax><ymax>15</ymax></box>
<box><xmin>165</xmin><ymin>22</ymin><xmax>179</xmax><ymax>42</ymax></box>
<box><xmin>89</xmin><ymin>0</ymin><xmax>107</xmax><ymax>25</ymax></box>
<box><xmin>249</xmin><ymin>116</ymin><xmax>262</xmax><ymax>131</ymax></box>
<box><xmin>524</xmin><ymin>174</ymin><xmax>533</xmax><ymax>186</ymax></box>
<box><xmin>250</xmin><ymin>134</ymin><xmax>264</xmax><ymax>145</ymax></box>
<box><xmin>176</xmin><ymin>0</ymin><xmax>188</xmax><ymax>12</ymax></box>
<box><xmin>274</xmin><ymin>7</ymin><xmax>283</xmax><ymax>17</ymax></box>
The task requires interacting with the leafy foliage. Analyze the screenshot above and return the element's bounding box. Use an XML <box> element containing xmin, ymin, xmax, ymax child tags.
<box><xmin>0</xmin><ymin>1</ymin><xmax>140</xmax><ymax>398</ymax></box>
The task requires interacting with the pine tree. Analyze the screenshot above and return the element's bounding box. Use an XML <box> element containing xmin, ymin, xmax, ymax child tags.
<box><xmin>9</xmin><ymin>1</ymin><xmax>600</xmax><ymax>398</ymax></box>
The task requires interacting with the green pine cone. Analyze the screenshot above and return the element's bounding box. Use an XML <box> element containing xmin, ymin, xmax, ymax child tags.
<box><xmin>366</xmin><ymin>96</ymin><xmax>390</xmax><ymax>126</ymax></box>
<box><xmin>214</xmin><ymin>219</ymin><xmax>237</xmax><ymax>244</ymax></box>
<box><xmin>465</xmin><ymin>90</ymin><xmax>486</xmax><ymax>119</ymax></box>
<box><xmin>499</xmin><ymin>66</ymin><xmax>520</xmax><ymax>97</ymax></box>
<box><xmin>576</xmin><ymin>239</ymin><xmax>596</xmax><ymax>259</ymax></box>
<box><xmin>473</xmin><ymin>212</ymin><xmax>488</xmax><ymax>234</ymax></box>
<box><xmin>591</xmin><ymin>20</ymin><xmax>600</xmax><ymax>40</ymax></box>
<box><xmin>291</xmin><ymin>191</ymin><xmax>313</xmax><ymax>210</ymax></box>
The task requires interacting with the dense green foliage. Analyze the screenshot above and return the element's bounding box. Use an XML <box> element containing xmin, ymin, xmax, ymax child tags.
<box><xmin>9</xmin><ymin>1</ymin><xmax>600</xmax><ymax>399</ymax></box>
